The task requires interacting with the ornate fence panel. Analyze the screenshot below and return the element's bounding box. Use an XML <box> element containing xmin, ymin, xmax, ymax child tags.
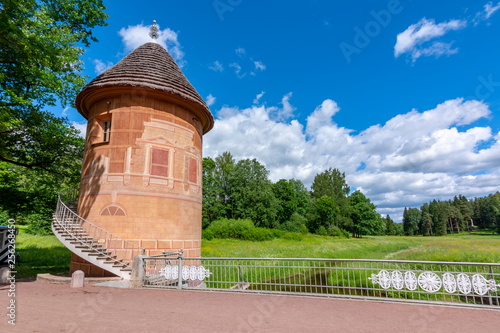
<box><xmin>141</xmin><ymin>255</ymin><xmax>500</xmax><ymax>308</ymax></box>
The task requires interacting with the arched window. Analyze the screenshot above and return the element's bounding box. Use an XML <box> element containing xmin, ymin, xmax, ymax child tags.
<box><xmin>100</xmin><ymin>205</ymin><xmax>126</xmax><ymax>216</ymax></box>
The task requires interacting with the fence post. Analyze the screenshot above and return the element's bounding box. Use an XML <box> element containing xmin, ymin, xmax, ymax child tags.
<box><xmin>177</xmin><ymin>248</ymin><xmax>184</xmax><ymax>290</ymax></box>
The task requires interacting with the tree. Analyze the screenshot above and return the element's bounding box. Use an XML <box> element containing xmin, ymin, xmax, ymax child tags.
<box><xmin>214</xmin><ymin>151</ymin><xmax>235</xmax><ymax>209</ymax></box>
<box><xmin>385</xmin><ymin>215</ymin><xmax>396</xmax><ymax>236</ymax></box>
<box><xmin>311</xmin><ymin>168</ymin><xmax>350</xmax><ymax>221</ymax></box>
<box><xmin>202</xmin><ymin>157</ymin><xmax>227</xmax><ymax>227</ymax></box>
<box><xmin>348</xmin><ymin>190</ymin><xmax>382</xmax><ymax>238</ymax></box>
<box><xmin>309</xmin><ymin>195</ymin><xmax>338</xmax><ymax>233</ymax></box>
<box><xmin>273</xmin><ymin>179</ymin><xmax>310</xmax><ymax>227</ymax></box>
<box><xmin>228</xmin><ymin>158</ymin><xmax>278</xmax><ymax>228</ymax></box>
<box><xmin>420</xmin><ymin>203</ymin><xmax>433</xmax><ymax>236</ymax></box>
<box><xmin>403</xmin><ymin>208</ymin><xmax>420</xmax><ymax>236</ymax></box>
<box><xmin>0</xmin><ymin>0</ymin><xmax>107</xmax><ymax>174</ymax></box>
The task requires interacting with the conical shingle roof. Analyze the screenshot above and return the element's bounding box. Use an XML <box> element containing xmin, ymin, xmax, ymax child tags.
<box><xmin>76</xmin><ymin>42</ymin><xmax>213</xmax><ymax>133</ymax></box>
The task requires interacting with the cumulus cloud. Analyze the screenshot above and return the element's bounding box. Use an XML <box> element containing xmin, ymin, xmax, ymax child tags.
<box><xmin>203</xmin><ymin>96</ymin><xmax>500</xmax><ymax>221</ymax></box>
<box><xmin>71</xmin><ymin>122</ymin><xmax>87</xmax><ymax>138</ymax></box>
<box><xmin>394</xmin><ymin>18</ymin><xmax>467</xmax><ymax>61</ymax></box>
<box><xmin>118</xmin><ymin>23</ymin><xmax>185</xmax><ymax>66</ymax></box>
<box><xmin>93</xmin><ymin>59</ymin><xmax>114</xmax><ymax>74</ymax></box>
<box><xmin>206</xmin><ymin>94</ymin><xmax>216</xmax><ymax>107</ymax></box>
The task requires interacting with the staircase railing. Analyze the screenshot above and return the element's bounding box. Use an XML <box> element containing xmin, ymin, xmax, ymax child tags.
<box><xmin>54</xmin><ymin>186</ymin><xmax>146</xmax><ymax>268</ymax></box>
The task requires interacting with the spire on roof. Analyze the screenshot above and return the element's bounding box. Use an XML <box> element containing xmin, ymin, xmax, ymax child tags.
<box><xmin>149</xmin><ymin>20</ymin><xmax>159</xmax><ymax>40</ymax></box>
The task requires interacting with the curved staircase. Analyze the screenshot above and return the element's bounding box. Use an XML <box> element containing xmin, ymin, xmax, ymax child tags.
<box><xmin>52</xmin><ymin>187</ymin><xmax>145</xmax><ymax>279</ymax></box>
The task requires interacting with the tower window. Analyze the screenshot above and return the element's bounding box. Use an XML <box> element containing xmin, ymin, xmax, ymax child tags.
<box><xmin>103</xmin><ymin>120</ymin><xmax>111</xmax><ymax>142</ymax></box>
<box><xmin>151</xmin><ymin>148</ymin><xmax>169</xmax><ymax>177</ymax></box>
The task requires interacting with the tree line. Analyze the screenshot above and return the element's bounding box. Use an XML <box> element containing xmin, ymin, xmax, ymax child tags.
<box><xmin>403</xmin><ymin>193</ymin><xmax>500</xmax><ymax>236</ymax></box>
<box><xmin>203</xmin><ymin>152</ymin><xmax>386</xmax><ymax>238</ymax></box>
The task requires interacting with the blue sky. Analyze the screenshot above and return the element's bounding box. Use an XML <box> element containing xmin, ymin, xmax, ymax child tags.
<box><xmin>58</xmin><ymin>0</ymin><xmax>500</xmax><ymax>221</ymax></box>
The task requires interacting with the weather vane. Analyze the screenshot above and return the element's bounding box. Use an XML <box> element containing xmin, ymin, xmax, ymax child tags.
<box><xmin>149</xmin><ymin>20</ymin><xmax>159</xmax><ymax>40</ymax></box>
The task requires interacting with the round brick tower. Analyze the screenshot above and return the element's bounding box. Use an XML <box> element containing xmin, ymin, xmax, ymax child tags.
<box><xmin>72</xmin><ymin>41</ymin><xmax>213</xmax><ymax>276</ymax></box>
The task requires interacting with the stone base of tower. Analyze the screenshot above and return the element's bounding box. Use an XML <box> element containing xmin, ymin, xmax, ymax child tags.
<box><xmin>69</xmin><ymin>254</ymin><xmax>117</xmax><ymax>277</ymax></box>
<box><xmin>69</xmin><ymin>242</ymin><xmax>201</xmax><ymax>278</ymax></box>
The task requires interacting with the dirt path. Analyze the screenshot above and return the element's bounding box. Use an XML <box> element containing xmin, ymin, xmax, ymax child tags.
<box><xmin>1</xmin><ymin>281</ymin><xmax>499</xmax><ymax>332</ymax></box>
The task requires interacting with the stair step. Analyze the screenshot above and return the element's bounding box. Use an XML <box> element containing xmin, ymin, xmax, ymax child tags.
<box><xmin>113</xmin><ymin>263</ymin><xmax>127</xmax><ymax>268</ymax></box>
<box><xmin>69</xmin><ymin>239</ymin><xmax>95</xmax><ymax>244</ymax></box>
<box><xmin>87</xmin><ymin>252</ymin><xmax>110</xmax><ymax>256</ymax></box>
<box><xmin>120</xmin><ymin>267</ymin><xmax>132</xmax><ymax>271</ymax></box>
<box><xmin>97</xmin><ymin>255</ymin><xmax>117</xmax><ymax>260</ymax></box>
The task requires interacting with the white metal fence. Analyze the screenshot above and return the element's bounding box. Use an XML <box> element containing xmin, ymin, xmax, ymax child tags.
<box><xmin>141</xmin><ymin>252</ymin><xmax>500</xmax><ymax>309</ymax></box>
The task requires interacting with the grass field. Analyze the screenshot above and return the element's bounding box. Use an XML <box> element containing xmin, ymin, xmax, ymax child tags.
<box><xmin>201</xmin><ymin>232</ymin><xmax>500</xmax><ymax>263</ymax></box>
<box><xmin>11</xmin><ymin>226</ymin><xmax>500</xmax><ymax>278</ymax></box>
<box><xmin>13</xmin><ymin>226</ymin><xmax>72</xmax><ymax>278</ymax></box>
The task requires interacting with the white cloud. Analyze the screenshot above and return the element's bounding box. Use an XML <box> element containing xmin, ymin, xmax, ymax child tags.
<box><xmin>473</xmin><ymin>2</ymin><xmax>500</xmax><ymax>25</ymax></box>
<box><xmin>71</xmin><ymin>122</ymin><xmax>87</xmax><ymax>138</ymax></box>
<box><xmin>484</xmin><ymin>1</ymin><xmax>500</xmax><ymax>18</ymax></box>
<box><xmin>253</xmin><ymin>60</ymin><xmax>266</xmax><ymax>71</ymax></box>
<box><xmin>204</xmin><ymin>96</ymin><xmax>500</xmax><ymax>221</ymax></box>
<box><xmin>206</xmin><ymin>94</ymin><xmax>216</xmax><ymax>107</ymax></box>
<box><xmin>93</xmin><ymin>59</ymin><xmax>114</xmax><ymax>74</ymax></box>
<box><xmin>394</xmin><ymin>18</ymin><xmax>467</xmax><ymax>61</ymax></box>
<box><xmin>209</xmin><ymin>60</ymin><xmax>224</xmax><ymax>72</ymax></box>
<box><xmin>229</xmin><ymin>63</ymin><xmax>246</xmax><ymax>78</ymax></box>
<box><xmin>236</xmin><ymin>48</ymin><xmax>246</xmax><ymax>56</ymax></box>
<box><xmin>118</xmin><ymin>23</ymin><xmax>185</xmax><ymax>66</ymax></box>
<box><xmin>253</xmin><ymin>91</ymin><xmax>265</xmax><ymax>105</ymax></box>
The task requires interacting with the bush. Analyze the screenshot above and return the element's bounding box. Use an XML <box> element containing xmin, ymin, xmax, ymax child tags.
<box><xmin>202</xmin><ymin>228</ymin><xmax>215</xmax><ymax>240</ymax></box>
<box><xmin>327</xmin><ymin>225</ymin><xmax>350</xmax><ymax>238</ymax></box>
<box><xmin>282</xmin><ymin>232</ymin><xmax>303</xmax><ymax>241</ymax></box>
<box><xmin>26</xmin><ymin>213</ymin><xmax>52</xmax><ymax>235</ymax></box>
<box><xmin>317</xmin><ymin>226</ymin><xmax>328</xmax><ymax>236</ymax></box>
<box><xmin>203</xmin><ymin>218</ymin><xmax>255</xmax><ymax>240</ymax></box>
<box><xmin>279</xmin><ymin>213</ymin><xmax>308</xmax><ymax>233</ymax></box>
<box><xmin>0</xmin><ymin>208</ymin><xmax>10</xmax><ymax>225</ymax></box>
<box><xmin>203</xmin><ymin>218</ymin><xmax>285</xmax><ymax>241</ymax></box>
<box><xmin>247</xmin><ymin>227</ymin><xmax>275</xmax><ymax>241</ymax></box>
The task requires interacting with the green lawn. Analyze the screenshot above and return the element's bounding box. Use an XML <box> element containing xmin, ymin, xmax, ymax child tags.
<box><xmin>11</xmin><ymin>226</ymin><xmax>500</xmax><ymax>278</ymax></box>
<box><xmin>13</xmin><ymin>226</ymin><xmax>72</xmax><ymax>279</ymax></box>
<box><xmin>202</xmin><ymin>232</ymin><xmax>500</xmax><ymax>263</ymax></box>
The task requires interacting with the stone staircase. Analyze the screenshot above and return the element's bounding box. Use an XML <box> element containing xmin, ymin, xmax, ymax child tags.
<box><xmin>52</xmin><ymin>189</ymin><xmax>145</xmax><ymax>280</ymax></box>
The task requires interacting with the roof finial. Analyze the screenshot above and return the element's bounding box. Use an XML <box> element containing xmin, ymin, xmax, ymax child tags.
<box><xmin>149</xmin><ymin>20</ymin><xmax>159</xmax><ymax>40</ymax></box>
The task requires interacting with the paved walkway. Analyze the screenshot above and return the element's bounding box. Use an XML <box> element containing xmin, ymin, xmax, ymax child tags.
<box><xmin>1</xmin><ymin>281</ymin><xmax>499</xmax><ymax>332</ymax></box>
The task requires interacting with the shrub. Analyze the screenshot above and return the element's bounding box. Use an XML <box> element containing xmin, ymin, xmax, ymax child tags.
<box><xmin>327</xmin><ymin>225</ymin><xmax>350</xmax><ymax>238</ymax></box>
<box><xmin>204</xmin><ymin>218</ymin><xmax>255</xmax><ymax>240</ymax></box>
<box><xmin>247</xmin><ymin>227</ymin><xmax>275</xmax><ymax>241</ymax></box>
<box><xmin>0</xmin><ymin>208</ymin><xmax>10</xmax><ymax>225</ymax></box>
<box><xmin>26</xmin><ymin>213</ymin><xmax>52</xmax><ymax>235</ymax></box>
<box><xmin>279</xmin><ymin>213</ymin><xmax>308</xmax><ymax>233</ymax></box>
<box><xmin>282</xmin><ymin>232</ymin><xmax>303</xmax><ymax>241</ymax></box>
<box><xmin>317</xmin><ymin>226</ymin><xmax>328</xmax><ymax>236</ymax></box>
<box><xmin>202</xmin><ymin>228</ymin><xmax>215</xmax><ymax>240</ymax></box>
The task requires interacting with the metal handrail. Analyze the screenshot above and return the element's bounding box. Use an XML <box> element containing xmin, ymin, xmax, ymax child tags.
<box><xmin>54</xmin><ymin>186</ymin><xmax>146</xmax><ymax>267</ymax></box>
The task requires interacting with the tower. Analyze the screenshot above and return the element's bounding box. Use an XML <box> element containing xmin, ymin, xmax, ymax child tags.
<box><xmin>71</xmin><ymin>29</ymin><xmax>213</xmax><ymax>276</ymax></box>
